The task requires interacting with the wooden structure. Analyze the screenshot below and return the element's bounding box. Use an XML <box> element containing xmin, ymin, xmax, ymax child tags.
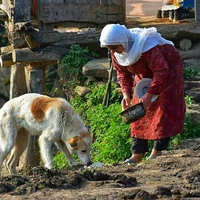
<box><xmin>0</xmin><ymin>0</ymin><xmax>125</xmax><ymax>168</ymax></box>
<box><xmin>195</xmin><ymin>0</ymin><xmax>200</xmax><ymax>22</ymax></box>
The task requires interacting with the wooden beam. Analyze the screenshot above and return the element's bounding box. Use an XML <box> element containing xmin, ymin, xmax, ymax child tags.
<box><xmin>0</xmin><ymin>45</ymin><xmax>13</xmax><ymax>54</ymax></box>
<box><xmin>12</xmin><ymin>46</ymin><xmax>68</xmax><ymax>64</ymax></box>
<box><xmin>0</xmin><ymin>45</ymin><xmax>14</xmax><ymax>67</ymax></box>
<box><xmin>13</xmin><ymin>30</ymin><xmax>101</xmax><ymax>49</ymax></box>
<box><xmin>0</xmin><ymin>52</ymin><xmax>14</xmax><ymax>67</ymax></box>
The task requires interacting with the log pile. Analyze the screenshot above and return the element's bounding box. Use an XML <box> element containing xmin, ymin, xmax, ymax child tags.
<box><xmin>1</xmin><ymin>23</ymin><xmax>200</xmax><ymax>68</ymax></box>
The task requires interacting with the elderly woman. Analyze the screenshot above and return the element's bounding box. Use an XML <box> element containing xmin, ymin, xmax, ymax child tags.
<box><xmin>100</xmin><ymin>24</ymin><xmax>186</xmax><ymax>163</ymax></box>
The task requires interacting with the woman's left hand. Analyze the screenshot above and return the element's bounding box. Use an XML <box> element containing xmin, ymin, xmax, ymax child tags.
<box><xmin>139</xmin><ymin>92</ymin><xmax>154</xmax><ymax>110</ymax></box>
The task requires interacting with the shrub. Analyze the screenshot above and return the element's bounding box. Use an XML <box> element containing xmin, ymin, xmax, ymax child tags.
<box><xmin>58</xmin><ymin>44</ymin><xmax>99</xmax><ymax>101</ymax></box>
<box><xmin>70</xmin><ymin>83</ymin><xmax>131</xmax><ymax>164</ymax></box>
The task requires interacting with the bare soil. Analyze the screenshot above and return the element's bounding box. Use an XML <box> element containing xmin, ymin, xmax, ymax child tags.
<box><xmin>0</xmin><ymin>141</ymin><xmax>200</xmax><ymax>200</ymax></box>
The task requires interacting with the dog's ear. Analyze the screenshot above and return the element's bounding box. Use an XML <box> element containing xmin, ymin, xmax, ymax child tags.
<box><xmin>67</xmin><ymin>136</ymin><xmax>81</xmax><ymax>149</ymax></box>
<box><xmin>84</xmin><ymin>126</ymin><xmax>95</xmax><ymax>143</ymax></box>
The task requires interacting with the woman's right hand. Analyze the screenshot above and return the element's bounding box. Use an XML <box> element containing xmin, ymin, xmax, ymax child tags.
<box><xmin>121</xmin><ymin>92</ymin><xmax>131</xmax><ymax>111</ymax></box>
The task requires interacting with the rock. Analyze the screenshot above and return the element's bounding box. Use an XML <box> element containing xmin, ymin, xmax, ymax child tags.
<box><xmin>75</xmin><ymin>86</ymin><xmax>91</xmax><ymax>97</ymax></box>
<box><xmin>82</xmin><ymin>58</ymin><xmax>118</xmax><ymax>83</ymax></box>
<box><xmin>82</xmin><ymin>58</ymin><xmax>110</xmax><ymax>79</ymax></box>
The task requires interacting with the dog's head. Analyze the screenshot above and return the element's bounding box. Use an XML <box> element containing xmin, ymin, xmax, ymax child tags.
<box><xmin>67</xmin><ymin>130</ymin><xmax>93</xmax><ymax>166</ymax></box>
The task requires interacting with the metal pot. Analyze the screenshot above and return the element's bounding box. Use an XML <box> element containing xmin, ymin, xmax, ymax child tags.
<box><xmin>120</xmin><ymin>103</ymin><xmax>146</xmax><ymax>124</ymax></box>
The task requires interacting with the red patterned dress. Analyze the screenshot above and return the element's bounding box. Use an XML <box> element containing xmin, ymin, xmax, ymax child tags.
<box><xmin>112</xmin><ymin>44</ymin><xmax>186</xmax><ymax>140</ymax></box>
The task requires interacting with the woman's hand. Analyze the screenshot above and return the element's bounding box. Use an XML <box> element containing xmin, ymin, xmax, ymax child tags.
<box><xmin>139</xmin><ymin>92</ymin><xmax>153</xmax><ymax>110</ymax></box>
<box><xmin>121</xmin><ymin>92</ymin><xmax>131</xmax><ymax>111</ymax></box>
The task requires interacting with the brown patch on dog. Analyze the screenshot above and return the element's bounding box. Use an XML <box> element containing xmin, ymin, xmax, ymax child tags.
<box><xmin>67</xmin><ymin>136</ymin><xmax>81</xmax><ymax>149</ymax></box>
<box><xmin>30</xmin><ymin>96</ymin><xmax>63</xmax><ymax>122</ymax></box>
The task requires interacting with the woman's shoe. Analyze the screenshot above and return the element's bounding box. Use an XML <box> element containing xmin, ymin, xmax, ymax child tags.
<box><xmin>124</xmin><ymin>158</ymin><xmax>137</xmax><ymax>164</ymax></box>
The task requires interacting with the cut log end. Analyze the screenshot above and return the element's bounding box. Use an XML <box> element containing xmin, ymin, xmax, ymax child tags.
<box><xmin>179</xmin><ymin>39</ymin><xmax>192</xmax><ymax>51</ymax></box>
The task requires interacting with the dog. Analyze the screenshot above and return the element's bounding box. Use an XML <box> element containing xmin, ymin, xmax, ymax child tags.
<box><xmin>0</xmin><ymin>93</ymin><xmax>93</xmax><ymax>174</ymax></box>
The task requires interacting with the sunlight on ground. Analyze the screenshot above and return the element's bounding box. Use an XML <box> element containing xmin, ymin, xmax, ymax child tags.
<box><xmin>126</xmin><ymin>0</ymin><xmax>162</xmax><ymax>17</ymax></box>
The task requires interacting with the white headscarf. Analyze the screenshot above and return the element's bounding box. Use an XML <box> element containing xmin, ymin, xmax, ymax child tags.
<box><xmin>100</xmin><ymin>24</ymin><xmax>174</xmax><ymax>66</ymax></box>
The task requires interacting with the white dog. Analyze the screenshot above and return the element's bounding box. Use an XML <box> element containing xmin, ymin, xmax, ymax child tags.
<box><xmin>0</xmin><ymin>93</ymin><xmax>93</xmax><ymax>174</ymax></box>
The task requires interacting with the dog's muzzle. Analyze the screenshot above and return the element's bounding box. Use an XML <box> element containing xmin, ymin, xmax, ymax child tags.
<box><xmin>86</xmin><ymin>161</ymin><xmax>92</xmax><ymax>166</ymax></box>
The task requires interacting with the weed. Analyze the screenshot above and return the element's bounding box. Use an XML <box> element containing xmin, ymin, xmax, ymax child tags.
<box><xmin>184</xmin><ymin>67</ymin><xmax>200</xmax><ymax>80</ymax></box>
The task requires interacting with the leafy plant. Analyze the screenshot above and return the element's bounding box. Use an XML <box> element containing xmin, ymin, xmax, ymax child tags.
<box><xmin>58</xmin><ymin>44</ymin><xmax>99</xmax><ymax>101</ymax></box>
<box><xmin>89</xmin><ymin>104</ymin><xmax>132</xmax><ymax>164</ymax></box>
<box><xmin>53</xmin><ymin>151</ymin><xmax>70</xmax><ymax>170</ymax></box>
<box><xmin>185</xmin><ymin>95</ymin><xmax>195</xmax><ymax>107</ymax></box>
<box><xmin>184</xmin><ymin>67</ymin><xmax>200</xmax><ymax>80</ymax></box>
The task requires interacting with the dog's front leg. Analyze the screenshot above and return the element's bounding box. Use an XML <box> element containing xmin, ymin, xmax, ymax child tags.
<box><xmin>55</xmin><ymin>141</ymin><xmax>77</xmax><ymax>166</ymax></box>
<box><xmin>38</xmin><ymin>134</ymin><xmax>53</xmax><ymax>169</ymax></box>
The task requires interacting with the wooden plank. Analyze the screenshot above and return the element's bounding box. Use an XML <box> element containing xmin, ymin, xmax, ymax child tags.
<box><xmin>12</xmin><ymin>46</ymin><xmax>68</xmax><ymax>64</ymax></box>
<box><xmin>14</xmin><ymin>0</ymin><xmax>31</xmax><ymax>22</ymax></box>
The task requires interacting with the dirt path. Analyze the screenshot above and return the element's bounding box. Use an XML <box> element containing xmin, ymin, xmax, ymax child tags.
<box><xmin>0</xmin><ymin>141</ymin><xmax>200</xmax><ymax>200</ymax></box>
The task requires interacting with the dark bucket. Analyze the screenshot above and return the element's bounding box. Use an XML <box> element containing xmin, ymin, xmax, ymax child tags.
<box><xmin>120</xmin><ymin>103</ymin><xmax>146</xmax><ymax>124</ymax></box>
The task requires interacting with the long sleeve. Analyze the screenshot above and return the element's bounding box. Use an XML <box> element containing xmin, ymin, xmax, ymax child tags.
<box><xmin>111</xmin><ymin>53</ymin><xmax>134</xmax><ymax>95</ymax></box>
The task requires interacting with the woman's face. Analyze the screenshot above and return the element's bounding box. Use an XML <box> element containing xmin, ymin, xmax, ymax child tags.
<box><xmin>106</xmin><ymin>45</ymin><xmax>125</xmax><ymax>54</ymax></box>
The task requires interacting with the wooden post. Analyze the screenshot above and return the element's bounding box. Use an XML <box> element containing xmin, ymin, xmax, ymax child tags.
<box><xmin>9</xmin><ymin>64</ymin><xmax>29</xmax><ymax>169</ymax></box>
<box><xmin>25</xmin><ymin>63</ymin><xmax>45</xmax><ymax>168</ymax></box>
<box><xmin>10</xmin><ymin>64</ymin><xmax>27</xmax><ymax>99</ymax></box>
<box><xmin>195</xmin><ymin>0</ymin><xmax>200</xmax><ymax>22</ymax></box>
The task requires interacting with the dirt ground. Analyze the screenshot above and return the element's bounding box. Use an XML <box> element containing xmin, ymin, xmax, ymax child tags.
<box><xmin>0</xmin><ymin>3</ymin><xmax>199</xmax><ymax>199</ymax></box>
<box><xmin>0</xmin><ymin>139</ymin><xmax>200</xmax><ymax>200</ymax></box>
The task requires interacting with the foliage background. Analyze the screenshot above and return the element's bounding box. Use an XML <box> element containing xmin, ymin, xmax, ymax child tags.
<box><xmin>53</xmin><ymin>45</ymin><xmax>200</xmax><ymax>169</ymax></box>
